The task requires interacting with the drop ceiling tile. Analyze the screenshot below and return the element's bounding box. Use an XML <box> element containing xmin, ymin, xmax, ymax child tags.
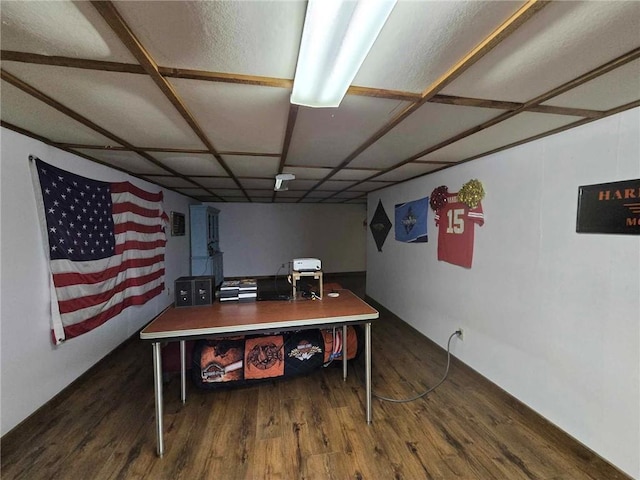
<box><xmin>331</xmin><ymin>169</ymin><xmax>379</xmax><ymax>181</ymax></box>
<box><xmin>195</xmin><ymin>177</ymin><xmax>238</xmax><ymax>189</ymax></box>
<box><xmin>2</xmin><ymin>63</ymin><xmax>206</xmax><ymax>149</ymax></box>
<box><xmin>283</xmin><ymin>167</ymin><xmax>333</xmax><ymax>180</ymax></box>
<box><xmin>273</xmin><ymin>191</ymin><xmax>304</xmax><ymax>200</ymax></box>
<box><xmin>316</xmin><ymin>180</ymin><xmax>357</xmax><ymax>191</ymax></box>
<box><xmin>173</xmin><ymin>188</ymin><xmax>212</xmax><ymax>197</ymax></box>
<box><xmin>0</xmin><ymin>0</ymin><xmax>136</xmax><ymax>62</ymax></box>
<box><xmin>73</xmin><ymin>149</ymin><xmax>168</xmax><ymax>175</ymax></box>
<box><xmin>222</xmin><ymin>155</ymin><xmax>280</xmax><ymax>177</ymax></box>
<box><xmin>115</xmin><ymin>1</ymin><xmax>305</xmax><ymax>77</ymax></box>
<box><xmin>220</xmin><ymin>196</ymin><xmax>250</xmax><ymax>203</ymax></box>
<box><xmin>151</xmin><ymin>152</ymin><xmax>227</xmax><ymax>176</ymax></box>
<box><xmin>141</xmin><ymin>176</ymin><xmax>194</xmax><ymax>189</ymax></box>
<box><xmin>332</xmin><ymin>191</ymin><xmax>366</xmax><ymax>200</ymax></box>
<box><xmin>542</xmin><ymin>59</ymin><xmax>640</xmax><ymax>111</ymax></box>
<box><xmin>238</xmin><ymin>179</ymin><xmax>277</xmax><ymax>190</ymax></box>
<box><xmin>170</xmin><ymin>79</ymin><xmax>290</xmax><ymax>152</ymax></box>
<box><xmin>376</xmin><ymin>163</ymin><xmax>446</xmax><ymax>182</ymax></box>
<box><xmin>196</xmin><ymin>196</ymin><xmax>223</xmax><ymax>202</ymax></box>
<box><xmin>442</xmin><ymin>1</ymin><xmax>640</xmax><ymax>102</ymax></box>
<box><xmin>356</xmin><ymin>181</ymin><xmax>395</xmax><ymax>192</ymax></box>
<box><xmin>305</xmin><ymin>191</ymin><xmax>336</xmax><ymax>199</ymax></box>
<box><xmin>279</xmin><ymin>179</ymin><xmax>318</xmax><ymax>190</ymax></box>
<box><xmin>417</xmin><ymin>112</ymin><xmax>582</xmax><ymax>163</ymax></box>
<box><xmin>287</xmin><ymin>96</ymin><xmax>410</xmax><ymax>168</ymax></box>
<box><xmin>216</xmin><ymin>189</ymin><xmax>245</xmax><ymax>198</ymax></box>
<box><xmin>244</xmin><ymin>190</ymin><xmax>274</xmax><ymax>197</ymax></box>
<box><xmin>350</xmin><ymin>103</ymin><xmax>507</xmax><ymax>169</ymax></box>
<box><xmin>356</xmin><ymin>1</ymin><xmax>525</xmax><ymax>92</ymax></box>
<box><xmin>1</xmin><ymin>81</ymin><xmax>117</xmax><ymax>145</ymax></box>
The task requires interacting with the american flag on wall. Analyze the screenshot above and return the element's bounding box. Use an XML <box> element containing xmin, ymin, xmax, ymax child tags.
<box><xmin>31</xmin><ymin>157</ymin><xmax>168</xmax><ymax>345</ymax></box>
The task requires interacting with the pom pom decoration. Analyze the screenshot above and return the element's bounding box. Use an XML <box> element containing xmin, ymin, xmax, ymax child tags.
<box><xmin>458</xmin><ymin>179</ymin><xmax>485</xmax><ymax>208</ymax></box>
<box><xmin>429</xmin><ymin>186</ymin><xmax>448</xmax><ymax>212</ymax></box>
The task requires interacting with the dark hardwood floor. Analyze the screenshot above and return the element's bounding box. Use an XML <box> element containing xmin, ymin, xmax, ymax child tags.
<box><xmin>1</xmin><ymin>274</ymin><xmax>629</xmax><ymax>479</ymax></box>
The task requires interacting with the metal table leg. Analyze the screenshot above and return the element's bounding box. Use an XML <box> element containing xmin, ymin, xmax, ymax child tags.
<box><xmin>180</xmin><ymin>340</ymin><xmax>186</xmax><ymax>404</ymax></box>
<box><xmin>342</xmin><ymin>325</ymin><xmax>348</xmax><ymax>381</ymax></box>
<box><xmin>152</xmin><ymin>342</ymin><xmax>164</xmax><ymax>457</ymax></box>
<box><xmin>365</xmin><ymin>322</ymin><xmax>372</xmax><ymax>424</ymax></box>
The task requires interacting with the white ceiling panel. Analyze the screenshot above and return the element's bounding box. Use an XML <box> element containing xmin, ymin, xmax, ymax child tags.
<box><xmin>356</xmin><ymin>1</ymin><xmax>525</xmax><ymax>92</ymax></box>
<box><xmin>140</xmin><ymin>176</ymin><xmax>195</xmax><ymax>189</ymax></box>
<box><xmin>283</xmin><ymin>167</ymin><xmax>334</xmax><ymax>180</ymax></box>
<box><xmin>418</xmin><ymin>112</ymin><xmax>582</xmax><ymax>163</ymax></box>
<box><xmin>331</xmin><ymin>169</ymin><xmax>377</xmax><ymax>181</ymax></box>
<box><xmin>375</xmin><ymin>163</ymin><xmax>444</xmax><ymax>182</ymax></box>
<box><xmin>244</xmin><ymin>190</ymin><xmax>273</xmax><ymax>197</ymax></box>
<box><xmin>0</xmin><ymin>0</ymin><xmax>135</xmax><ymax>62</ymax></box>
<box><xmin>212</xmin><ymin>195</ymin><xmax>249</xmax><ymax>203</ymax></box>
<box><xmin>2</xmin><ymin>62</ymin><xmax>205</xmax><ymax>149</ymax></box>
<box><xmin>173</xmin><ymin>188</ymin><xmax>212</xmax><ymax>197</ymax></box>
<box><xmin>316</xmin><ymin>180</ymin><xmax>358</xmax><ymax>191</ymax></box>
<box><xmin>1</xmin><ymin>81</ymin><xmax>117</xmax><ymax>145</ymax></box>
<box><xmin>305</xmin><ymin>191</ymin><xmax>336</xmax><ymax>199</ymax></box>
<box><xmin>73</xmin><ymin>149</ymin><xmax>167</xmax><ymax>175</ymax></box>
<box><xmin>282</xmin><ymin>179</ymin><xmax>320</xmax><ymax>190</ymax></box>
<box><xmin>442</xmin><ymin>1</ymin><xmax>640</xmax><ymax>102</ymax></box>
<box><xmin>542</xmin><ymin>59</ymin><xmax>640</xmax><ymax>112</ymax></box>
<box><xmin>150</xmin><ymin>152</ymin><xmax>227</xmax><ymax>176</ymax></box>
<box><xmin>274</xmin><ymin>190</ymin><xmax>305</xmax><ymax>198</ymax></box>
<box><xmin>115</xmin><ymin>0</ymin><xmax>305</xmax><ymax>77</ymax></box>
<box><xmin>222</xmin><ymin>155</ymin><xmax>280</xmax><ymax>178</ymax></box>
<box><xmin>357</xmin><ymin>181</ymin><xmax>395</xmax><ymax>192</ymax></box>
<box><xmin>350</xmin><ymin>103</ymin><xmax>506</xmax><ymax>169</ymax></box>
<box><xmin>332</xmin><ymin>191</ymin><xmax>366</xmax><ymax>199</ymax></box>
<box><xmin>195</xmin><ymin>177</ymin><xmax>238</xmax><ymax>189</ymax></box>
<box><xmin>238</xmin><ymin>179</ymin><xmax>278</xmax><ymax>190</ymax></box>
<box><xmin>288</xmin><ymin>96</ymin><xmax>409</xmax><ymax>167</ymax></box>
<box><xmin>170</xmin><ymin>79</ymin><xmax>290</xmax><ymax>152</ymax></box>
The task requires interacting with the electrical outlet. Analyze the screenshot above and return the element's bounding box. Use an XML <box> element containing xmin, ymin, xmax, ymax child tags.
<box><xmin>456</xmin><ymin>328</ymin><xmax>464</xmax><ymax>341</ymax></box>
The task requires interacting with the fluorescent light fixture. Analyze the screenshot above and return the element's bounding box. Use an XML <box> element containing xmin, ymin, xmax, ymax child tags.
<box><xmin>274</xmin><ymin>173</ymin><xmax>296</xmax><ymax>191</ymax></box>
<box><xmin>291</xmin><ymin>0</ymin><xmax>397</xmax><ymax>108</ymax></box>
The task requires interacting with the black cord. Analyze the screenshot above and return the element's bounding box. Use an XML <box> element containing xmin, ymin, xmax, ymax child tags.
<box><xmin>372</xmin><ymin>331</ymin><xmax>459</xmax><ymax>403</ymax></box>
<box><xmin>274</xmin><ymin>264</ymin><xmax>284</xmax><ymax>294</ymax></box>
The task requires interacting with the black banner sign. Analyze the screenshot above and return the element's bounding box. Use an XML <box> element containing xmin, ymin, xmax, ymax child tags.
<box><xmin>576</xmin><ymin>179</ymin><xmax>640</xmax><ymax>234</ymax></box>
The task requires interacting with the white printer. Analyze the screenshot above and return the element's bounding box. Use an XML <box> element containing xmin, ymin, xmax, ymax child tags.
<box><xmin>292</xmin><ymin>258</ymin><xmax>321</xmax><ymax>272</ymax></box>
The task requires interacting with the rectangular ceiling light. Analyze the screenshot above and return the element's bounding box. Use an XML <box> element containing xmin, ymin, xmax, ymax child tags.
<box><xmin>291</xmin><ymin>0</ymin><xmax>397</xmax><ymax>108</ymax></box>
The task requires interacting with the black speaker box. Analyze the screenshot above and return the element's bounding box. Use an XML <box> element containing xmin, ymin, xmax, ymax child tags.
<box><xmin>194</xmin><ymin>277</ymin><xmax>214</xmax><ymax>305</ymax></box>
<box><xmin>175</xmin><ymin>276</ymin><xmax>214</xmax><ymax>307</ymax></box>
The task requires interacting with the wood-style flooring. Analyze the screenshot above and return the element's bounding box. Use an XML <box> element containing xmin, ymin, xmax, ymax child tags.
<box><xmin>1</xmin><ymin>274</ymin><xmax>630</xmax><ymax>479</ymax></box>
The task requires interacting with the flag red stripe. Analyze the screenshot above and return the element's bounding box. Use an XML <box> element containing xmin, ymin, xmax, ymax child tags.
<box><xmin>110</xmin><ymin>181</ymin><xmax>163</xmax><ymax>202</ymax></box>
<box><xmin>53</xmin><ymin>254</ymin><xmax>165</xmax><ymax>287</ymax></box>
<box><xmin>58</xmin><ymin>269</ymin><xmax>165</xmax><ymax>314</ymax></box>
<box><xmin>61</xmin><ymin>284</ymin><xmax>164</xmax><ymax>340</ymax></box>
<box><xmin>112</xmin><ymin>201</ymin><xmax>160</xmax><ymax>218</ymax></box>
<box><xmin>114</xmin><ymin>221</ymin><xmax>163</xmax><ymax>235</ymax></box>
<box><xmin>115</xmin><ymin>239</ymin><xmax>166</xmax><ymax>254</ymax></box>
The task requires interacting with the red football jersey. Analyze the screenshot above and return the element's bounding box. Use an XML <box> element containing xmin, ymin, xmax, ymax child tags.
<box><xmin>434</xmin><ymin>194</ymin><xmax>484</xmax><ymax>268</ymax></box>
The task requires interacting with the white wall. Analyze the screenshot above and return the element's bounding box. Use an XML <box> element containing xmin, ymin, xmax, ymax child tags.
<box><xmin>366</xmin><ymin>108</ymin><xmax>640</xmax><ymax>479</ymax></box>
<box><xmin>209</xmin><ymin>202</ymin><xmax>367</xmax><ymax>277</ymax></box>
<box><xmin>0</xmin><ymin>128</ymin><xmax>194</xmax><ymax>435</ymax></box>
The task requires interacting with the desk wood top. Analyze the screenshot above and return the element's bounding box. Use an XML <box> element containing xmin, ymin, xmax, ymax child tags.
<box><xmin>140</xmin><ymin>289</ymin><xmax>378</xmax><ymax>341</ymax></box>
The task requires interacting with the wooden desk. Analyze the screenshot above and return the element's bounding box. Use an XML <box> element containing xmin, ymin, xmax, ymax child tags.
<box><xmin>140</xmin><ymin>289</ymin><xmax>378</xmax><ymax>457</ymax></box>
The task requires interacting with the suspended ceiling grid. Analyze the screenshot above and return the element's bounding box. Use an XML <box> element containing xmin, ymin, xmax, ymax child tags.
<box><xmin>1</xmin><ymin>0</ymin><xmax>639</xmax><ymax>204</ymax></box>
